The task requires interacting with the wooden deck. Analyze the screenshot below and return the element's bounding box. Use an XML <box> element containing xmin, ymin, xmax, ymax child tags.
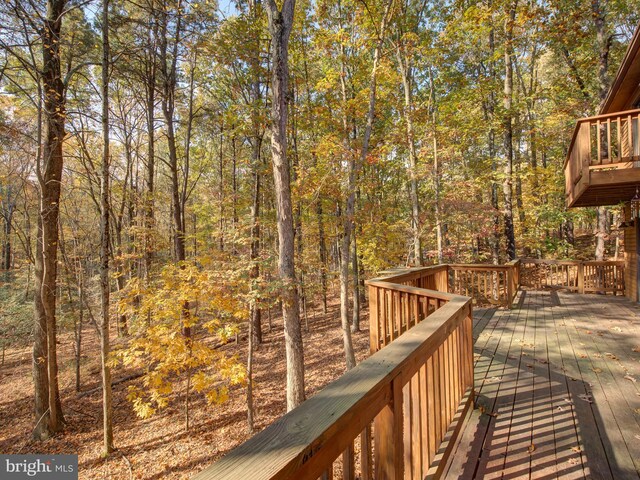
<box><xmin>445</xmin><ymin>290</ymin><xmax>640</xmax><ymax>479</ymax></box>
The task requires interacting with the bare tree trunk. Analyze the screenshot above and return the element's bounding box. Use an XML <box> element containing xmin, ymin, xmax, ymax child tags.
<box><xmin>100</xmin><ymin>0</ymin><xmax>113</xmax><ymax>454</ymax></box>
<box><xmin>317</xmin><ymin>197</ymin><xmax>328</xmax><ymax>315</ymax></box>
<box><xmin>486</xmin><ymin>6</ymin><xmax>500</xmax><ymax>265</ymax></box>
<box><xmin>502</xmin><ymin>0</ymin><xmax>517</xmax><ymax>261</ymax></box>
<box><xmin>351</xmin><ymin>230</ymin><xmax>360</xmax><ymax>332</ymax></box>
<box><xmin>37</xmin><ymin>0</ymin><xmax>67</xmax><ymax>436</ymax></box>
<box><xmin>397</xmin><ymin>47</ymin><xmax>422</xmax><ymax>266</ymax></box>
<box><xmin>595</xmin><ymin>206</ymin><xmax>607</xmax><ymax>260</ymax></box>
<box><xmin>246</xmin><ymin>309</ymin><xmax>255</xmax><ymax>433</ymax></box>
<box><xmin>339</xmin><ymin>0</ymin><xmax>393</xmax><ymax>371</ymax></box>
<box><xmin>144</xmin><ymin>14</ymin><xmax>158</xmax><ymax>280</ymax></box>
<box><xmin>32</xmin><ymin>216</ymin><xmax>49</xmax><ymax>440</ymax></box>
<box><xmin>429</xmin><ymin>68</ymin><xmax>443</xmax><ymax>264</ymax></box>
<box><xmin>266</xmin><ymin>0</ymin><xmax>305</xmax><ymax>410</ymax></box>
<box><xmin>593</xmin><ymin>0</ymin><xmax>610</xmax><ymax>261</ymax></box>
<box><xmin>75</xmin><ymin>277</ymin><xmax>83</xmax><ymax>393</ymax></box>
<box><xmin>250</xmin><ymin>166</ymin><xmax>262</xmax><ymax>345</ymax></box>
<box><xmin>337</xmin><ymin>0</ymin><xmax>356</xmax><ymax>370</ymax></box>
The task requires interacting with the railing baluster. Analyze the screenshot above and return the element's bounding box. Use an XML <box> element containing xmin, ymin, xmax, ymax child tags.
<box><xmin>426</xmin><ymin>355</ymin><xmax>436</xmax><ymax>465</ymax></box>
<box><xmin>374</xmin><ymin>377</ymin><xmax>404</xmax><ymax>480</ymax></box>
<box><xmin>320</xmin><ymin>467</ymin><xmax>333</xmax><ymax>480</ymax></box>
<box><xmin>607</xmin><ymin>118</ymin><xmax>612</xmax><ymax>162</ymax></box>
<box><xmin>342</xmin><ymin>442</ymin><xmax>354</xmax><ymax>480</ymax></box>
<box><xmin>360</xmin><ymin>426</ymin><xmax>372</xmax><ymax>480</ymax></box>
<box><xmin>597</xmin><ymin>119</ymin><xmax>602</xmax><ymax>164</ymax></box>
<box><xmin>419</xmin><ymin>363</ymin><xmax>428</xmax><ymax>478</ymax></box>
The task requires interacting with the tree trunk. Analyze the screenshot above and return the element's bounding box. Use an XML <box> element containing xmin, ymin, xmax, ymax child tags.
<box><xmin>486</xmin><ymin>6</ymin><xmax>500</xmax><ymax>265</ymax></box>
<box><xmin>100</xmin><ymin>0</ymin><xmax>114</xmax><ymax>454</ymax></box>
<box><xmin>351</xmin><ymin>230</ymin><xmax>360</xmax><ymax>332</ymax></box>
<box><xmin>593</xmin><ymin>0</ymin><xmax>610</xmax><ymax>261</ymax></box>
<box><xmin>266</xmin><ymin>0</ymin><xmax>305</xmax><ymax>411</ymax></box>
<box><xmin>397</xmin><ymin>48</ymin><xmax>422</xmax><ymax>266</ymax></box>
<box><xmin>337</xmin><ymin>0</ymin><xmax>356</xmax><ymax>370</ymax></box>
<box><xmin>250</xmin><ymin>166</ymin><xmax>262</xmax><ymax>345</ymax></box>
<box><xmin>429</xmin><ymin>68</ymin><xmax>443</xmax><ymax>264</ymax></box>
<box><xmin>32</xmin><ymin>216</ymin><xmax>50</xmax><ymax>440</ymax></box>
<box><xmin>502</xmin><ymin>0</ymin><xmax>517</xmax><ymax>261</ymax></box>
<box><xmin>144</xmin><ymin>20</ymin><xmax>157</xmax><ymax>280</ymax></box>
<box><xmin>37</xmin><ymin>0</ymin><xmax>67</xmax><ymax>436</ymax></box>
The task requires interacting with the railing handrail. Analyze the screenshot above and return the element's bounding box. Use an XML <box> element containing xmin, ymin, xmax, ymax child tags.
<box><xmin>365</xmin><ymin>280</ymin><xmax>457</xmax><ymax>302</ymax></box>
<box><xmin>449</xmin><ymin>263</ymin><xmax>512</xmax><ymax>270</ymax></box>
<box><xmin>193</xmin><ymin>296</ymin><xmax>472</xmax><ymax>480</ymax></box>
<box><xmin>368</xmin><ymin>264</ymin><xmax>449</xmax><ymax>284</ymax></box>
<box><xmin>521</xmin><ymin>257</ymin><xmax>624</xmax><ymax>266</ymax></box>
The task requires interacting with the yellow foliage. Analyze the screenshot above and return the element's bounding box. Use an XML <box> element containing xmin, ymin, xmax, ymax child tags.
<box><xmin>114</xmin><ymin>260</ymin><xmax>247</xmax><ymax>420</ymax></box>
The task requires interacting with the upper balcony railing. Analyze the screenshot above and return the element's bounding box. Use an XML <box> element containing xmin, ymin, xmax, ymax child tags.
<box><xmin>564</xmin><ymin>109</ymin><xmax>640</xmax><ymax>207</ymax></box>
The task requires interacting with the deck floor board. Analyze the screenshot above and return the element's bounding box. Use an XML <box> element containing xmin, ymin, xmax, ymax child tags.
<box><xmin>444</xmin><ymin>290</ymin><xmax>640</xmax><ymax>479</ymax></box>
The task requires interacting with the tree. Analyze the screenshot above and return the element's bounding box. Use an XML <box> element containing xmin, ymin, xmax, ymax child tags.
<box><xmin>265</xmin><ymin>0</ymin><xmax>305</xmax><ymax>410</ymax></box>
<box><xmin>100</xmin><ymin>0</ymin><xmax>114</xmax><ymax>454</ymax></box>
<box><xmin>37</xmin><ymin>0</ymin><xmax>68</xmax><ymax>438</ymax></box>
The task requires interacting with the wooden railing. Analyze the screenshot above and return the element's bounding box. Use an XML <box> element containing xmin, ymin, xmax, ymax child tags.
<box><xmin>448</xmin><ymin>260</ymin><xmax>520</xmax><ymax>308</ymax></box>
<box><xmin>564</xmin><ymin>109</ymin><xmax>640</xmax><ymax>205</ymax></box>
<box><xmin>520</xmin><ymin>258</ymin><xmax>625</xmax><ymax>295</ymax></box>
<box><xmin>194</xmin><ymin>269</ymin><xmax>474</xmax><ymax>480</ymax></box>
<box><xmin>367</xmin><ymin>265</ymin><xmax>450</xmax><ymax>352</ymax></box>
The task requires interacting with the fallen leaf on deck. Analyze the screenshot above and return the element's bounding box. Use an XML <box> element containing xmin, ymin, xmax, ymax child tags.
<box><xmin>611</xmin><ymin>326</ymin><xmax>623</xmax><ymax>333</ymax></box>
<box><xmin>537</xmin><ymin>358</ymin><xmax>549</xmax><ymax>364</ymax></box>
<box><xmin>571</xmin><ymin>446</ymin><xmax>582</xmax><ymax>453</ymax></box>
<box><xmin>604</xmin><ymin>352</ymin><xmax>618</xmax><ymax>360</ymax></box>
<box><xmin>593</xmin><ymin>353</ymin><xmax>602</xmax><ymax>358</ymax></box>
<box><xmin>633</xmin><ymin>346</ymin><xmax>640</xmax><ymax>353</ymax></box>
<box><xmin>580</xmin><ymin>354</ymin><xmax>587</xmax><ymax>358</ymax></box>
<box><xmin>586</xmin><ymin>331</ymin><xmax>593</xmax><ymax>335</ymax></box>
<box><xmin>527</xmin><ymin>364</ymin><xmax>534</xmax><ymax>369</ymax></box>
<box><xmin>557</xmin><ymin>406</ymin><xmax>564</xmax><ymax>411</ymax></box>
<box><xmin>568</xmin><ymin>458</ymin><xmax>580</xmax><ymax>465</ymax></box>
<box><xmin>564</xmin><ymin>398</ymin><xmax>573</xmax><ymax>404</ymax></box>
<box><xmin>634</xmin><ymin>434</ymin><xmax>640</xmax><ymax>441</ymax></box>
<box><xmin>624</xmin><ymin>375</ymin><xmax>637</xmax><ymax>383</ymax></box>
<box><xmin>578</xmin><ymin>394</ymin><xmax>593</xmax><ymax>403</ymax></box>
<box><xmin>591</xmin><ymin>367</ymin><xmax>602</xmax><ymax>374</ymax></box>
<box><xmin>635</xmin><ymin>408</ymin><xmax>640</xmax><ymax>415</ymax></box>
<box><xmin>479</xmin><ymin>405</ymin><xmax>499</xmax><ymax>418</ymax></box>
<box><xmin>528</xmin><ymin>444</ymin><xmax>536</xmax><ymax>453</ymax></box>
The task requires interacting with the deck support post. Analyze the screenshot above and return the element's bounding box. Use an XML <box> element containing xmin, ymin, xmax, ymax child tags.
<box><xmin>374</xmin><ymin>377</ymin><xmax>404</xmax><ymax>480</ymax></box>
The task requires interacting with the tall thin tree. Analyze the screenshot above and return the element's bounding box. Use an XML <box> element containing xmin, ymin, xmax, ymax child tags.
<box><xmin>265</xmin><ymin>0</ymin><xmax>305</xmax><ymax>410</ymax></box>
<box><xmin>100</xmin><ymin>0</ymin><xmax>114</xmax><ymax>454</ymax></box>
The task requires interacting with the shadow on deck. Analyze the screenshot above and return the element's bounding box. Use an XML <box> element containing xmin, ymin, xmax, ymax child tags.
<box><xmin>445</xmin><ymin>290</ymin><xmax>640</xmax><ymax>479</ymax></box>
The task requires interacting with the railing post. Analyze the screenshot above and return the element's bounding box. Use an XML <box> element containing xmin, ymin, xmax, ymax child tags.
<box><xmin>443</xmin><ymin>265</ymin><xmax>450</xmax><ymax>293</ymax></box>
<box><xmin>369</xmin><ymin>284</ymin><xmax>380</xmax><ymax>354</ymax></box>
<box><xmin>578</xmin><ymin>262</ymin><xmax>584</xmax><ymax>294</ymax></box>
<box><xmin>506</xmin><ymin>267</ymin><xmax>514</xmax><ymax>308</ymax></box>
<box><xmin>374</xmin><ymin>377</ymin><xmax>404</xmax><ymax>480</ymax></box>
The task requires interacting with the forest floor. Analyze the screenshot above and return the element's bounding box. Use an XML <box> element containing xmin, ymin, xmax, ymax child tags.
<box><xmin>0</xmin><ymin>298</ymin><xmax>370</xmax><ymax>479</ymax></box>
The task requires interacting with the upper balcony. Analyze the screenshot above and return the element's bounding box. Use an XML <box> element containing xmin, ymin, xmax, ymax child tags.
<box><xmin>564</xmin><ymin>109</ymin><xmax>640</xmax><ymax>208</ymax></box>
